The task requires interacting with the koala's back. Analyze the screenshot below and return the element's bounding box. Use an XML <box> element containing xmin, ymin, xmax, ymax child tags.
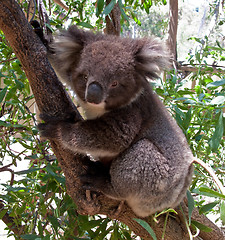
<box><xmin>110</xmin><ymin>139</ymin><xmax>193</xmax><ymax>217</ymax></box>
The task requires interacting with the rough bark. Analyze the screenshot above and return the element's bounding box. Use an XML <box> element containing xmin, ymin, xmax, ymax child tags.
<box><xmin>105</xmin><ymin>1</ymin><xmax>121</xmax><ymax>35</ymax></box>
<box><xmin>0</xmin><ymin>1</ymin><xmax>224</xmax><ymax>239</ymax></box>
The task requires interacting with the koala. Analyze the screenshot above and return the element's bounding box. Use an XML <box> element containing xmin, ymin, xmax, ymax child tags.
<box><xmin>39</xmin><ymin>25</ymin><xmax>194</xmax><ymax>217</ymax></box>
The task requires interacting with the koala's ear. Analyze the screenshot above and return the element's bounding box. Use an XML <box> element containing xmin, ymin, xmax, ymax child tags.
<box><xmin>134</xmin><ymin>38</ymin><xmax>171</xmax><ymax>79</ymax></box>
<box><xmin>48</xmin><ymin>26</ymin><xmax>99</xmax><ymax>85</ymax></box>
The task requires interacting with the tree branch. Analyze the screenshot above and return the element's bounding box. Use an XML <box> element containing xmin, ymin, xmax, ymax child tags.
<box><xmin>0</xmin><ymin>201</ymin><xmax>25</xmax><ymax>235</ymax></box>
<box><xmin>0</xmin><ymin>1</ymin><xmax>224</xmax><ymax>239</ymax></box>
<box><xmin>167</xmin><ymin>0</ymin><xmax>178</xmax><ymax>61</ymax></box>
<box><xmin>53</xmin><ymin>0</ymin><xmax>69</xmax><ymax>11</ymax></box>
<box><xmin>178</xmin><ymin>63</ymin><xmax>225</xmax><ymax>74</ymax></box>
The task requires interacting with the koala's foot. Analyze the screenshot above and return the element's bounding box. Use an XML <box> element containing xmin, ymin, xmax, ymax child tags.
<box><xmin>108</xmin><ymin>201</ymin><xmax>125</xmax><ymax>219</ymax></box>
<box><xmin>77</xmin><ymin>190</ymin><xmax>101</xmax><ymax>215</ymax></box>
<box><xmin>80</xmin><ymin>160</ymin><xmax>111</xmax><ymax>193</ymax></box>
<box><xmin>80</xmin><ymin>173</ymin><xmax>111</xmax><ymax>193</ymax></box>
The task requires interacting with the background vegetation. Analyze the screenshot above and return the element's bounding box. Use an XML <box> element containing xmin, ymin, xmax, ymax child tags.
<box><xmin>0</xmin><ymin>0</ymin><xmax>224</xmax><ymax>239</ymax></box>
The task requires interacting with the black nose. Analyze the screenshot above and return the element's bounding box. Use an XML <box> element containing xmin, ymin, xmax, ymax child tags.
<box><xmin>86</xmin><ymin>82</ymin><xmax>103</xmax><ymax>104</ymax></box>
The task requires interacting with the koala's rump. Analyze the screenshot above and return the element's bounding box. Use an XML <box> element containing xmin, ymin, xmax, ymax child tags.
<box><xmin>109</xmin><ymin>139</ymin><xmax>193</xmax><ymax>217</ymax></box>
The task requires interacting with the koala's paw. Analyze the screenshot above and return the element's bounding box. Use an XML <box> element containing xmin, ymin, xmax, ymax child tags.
<box><xmin>30</xmin><ymin>20</ymin><xmax>50</xmax><ymax>48</ymax></box>
<box><xmin>37</xmin><ymin>112</ymin><xmax>77</xmax><ymax>139</ymax></box>
<box><xmin>38</xmin><ymin>122</ymin><xmax>59</xmax><ymax>140</ymax></box>
<box><xmin>39</xmin><ymin>111</ymin><xmax>77</xmax><ymax>124</ymax></box>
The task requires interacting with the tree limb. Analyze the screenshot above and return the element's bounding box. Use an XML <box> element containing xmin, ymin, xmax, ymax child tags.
<box><xmin>53</xmin><ymin>0</ymin><xmax>69</xmax><ymax>11</ymax></box>
<box><xmin>178</xmin><ymin>63</ymin><xmax>225</xmax><ymax>74</ymax></box>
<box><xmin>0</xmin><ymin>201</ymin><xmax>25</xmax><ymax>235</ymax></box>
<box><xmin>0</xmin><ymin>1</ymin><xmax>224</xmax><ymax>239</ymax></box>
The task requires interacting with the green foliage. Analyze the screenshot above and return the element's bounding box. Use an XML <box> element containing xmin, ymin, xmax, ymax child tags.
<box><xmin>187</xmin><ymin>190</ymin><xmax>195</xmax><ymax>225</ymax></box>
<box><xmin>153</xmin><ymin>34</ymin><xmax>225</xmax><ymax>232</ymax></box>
<box><xmin>191</xmin><ymin>220</ymin><xmax>212</xmax><ymax>233</ymax></box>
<box><xmin>133</xmin><ymin>218</ymin><xmax>157</xmax><ymax>240</ymax></box>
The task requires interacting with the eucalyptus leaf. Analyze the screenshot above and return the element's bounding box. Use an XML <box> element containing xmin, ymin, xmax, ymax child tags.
<box><xmin>199</xmin><ymin>201</ymin><xmax>219</xmax><ymax>214</ymax></box>
<box><xmin>0</xmin><ymin>208</ymin><xmax>7</xmax><ymax>219</ymax></box>
<box><xmin>47</xmin><ymin>215</ymin><xmax>60</xmax><ymax>232</ymax></box>
<box><xmin>96</xmin><ymin>0</ymin><xmax>104</xmax><ymax>16</ymax></box>
<box><xmin>133</xmin><ymin>218</ymin><xmax>157</xmax><ymax>240</ymax></box>
<box><xmin>103</xmin><ymin>0</ymin><xmax>116</xmax><ymax>16</ymax></box>
<box><xmin>198</xmin><ymin>186</ymin><xmax>225</xmax><ymax>199</ymax></box>
<box><xmin>187</xmin><ymin>190</ymin><xmax>194</xmax><ymax>225</ymax></box>
<box><xmin>209</xmin><ymin>111</ymin><xmax>224</xmax><ymax>152</ymax></box>
<box><xmin>220</xmin><ymin>201</ymin><xmax>225</xmax><ymax>225</ymax></box>
<box><xmin>183</xmin><ymin>99</ymin><xmax>196</xmax><ymax>104</ymax></box>
<box><xmin>21</xmin><ymin>235</ymin><xmax>41</xmax><ymax>240</ymax></box>
<box><xmin>15</xmin><ymin>167</ymin><xmax>41</xmax><ymax>175</ymax></box>
<box><xmin>183</xmin><ymin>108</ymin><xmax>192</xmax><ymax>130</ymax></box>
<box><xmin>210</xmin><ymin>96</ymin><xmax>225</xmax><ymax>105</ymax></box>
<box><xmin>206</xmin><ymin>79</ymin><xmax>225</xmax><ymax>88</ymax></box>
<box><xmin>0</xmin><ymin>120</ymin><xmax>11</xmax><ymax>127</ymax></box>
<box><xmin>0</xmin><ymin>86</ymin><xmax>8</xmax><ymax>103</ymax></box>
<box><xmin>77</xmin><ymin>22</ymin><xmax>94</xmax><ymax>29</ymax></box>
<box><xmin>118</xmin><ymin>0</ymin><xmax>130</xmax><ymax>22</ymax></box>
<box><xmin>191</xmin><ymin>220</ymin><xmax>212</xmax><ymax>232</ymax></box>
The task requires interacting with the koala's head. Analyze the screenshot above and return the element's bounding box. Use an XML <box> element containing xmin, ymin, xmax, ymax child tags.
<box><xmin>50</xmin><ymin>26</ymin><xmax>170</xmax><ymax>112</ymax></box>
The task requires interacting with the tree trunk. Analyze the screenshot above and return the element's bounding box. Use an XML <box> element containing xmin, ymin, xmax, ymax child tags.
<box><xmin>105</xmin><ymin>0</ymin><xmax>121</xmax><ymax>35</ymax></box>
<box><xmin>167</xmin><ymin>0</ymin><xmax>178</xmax><ymax>62</ymax></box>
<box><xmin>0</xmin><ymin>1</ymin><xmax>224</xmax><ymax>239</ymax></box>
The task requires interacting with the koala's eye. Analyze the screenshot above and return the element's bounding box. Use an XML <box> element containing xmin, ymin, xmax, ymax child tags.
<box><xmin>110</xmin><ymin>81</ymin><xmax>118</xmax><ymax>88</ymax></box>
<box><xmin>82</xmin><ymin>74</ymin><xmax>88</xmax><ymax>81</ymax></box>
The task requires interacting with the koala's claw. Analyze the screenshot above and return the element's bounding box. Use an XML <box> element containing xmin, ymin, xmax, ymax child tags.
<box><xmin>39</xmin><ymin>111</ymin><xmax>77</xmax><ymax>124</ymax></box>
<box><xmin>38</xmin><ymin>111</ymin><xmax>77</xmax><ymax>139</ymax></box>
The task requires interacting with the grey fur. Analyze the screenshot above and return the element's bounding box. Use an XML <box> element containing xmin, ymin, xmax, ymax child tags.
<box><xmin>41</xmin><ymin>26</ymin><xmax>193</xmax><ymax>217</ymax></box>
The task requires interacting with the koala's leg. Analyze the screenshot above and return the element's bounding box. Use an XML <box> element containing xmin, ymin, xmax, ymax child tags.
<box><xmin>80</xmin><ymin>163</ymin><xmax>121</xmax><ymax>199</ymax></box>
<box><xmin>108</xmin><ymin>139</ymin><xmax>193</xmax><ymax>217</ymax></box>
<box><xmin>81</xmin><ymin>139</ymin><xmax>192</xmax><ymax>217</ymax></box>
<box><xmin>81</xmin><ymin>139</ymin><xmax>170</xmax><ymax>199</ymax></box>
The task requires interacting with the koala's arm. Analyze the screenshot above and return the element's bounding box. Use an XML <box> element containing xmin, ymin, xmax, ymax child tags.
<box><xmin>39</xmin><ymin>108</ymin><xmax>142</xmax><ymax>157</ymax></box>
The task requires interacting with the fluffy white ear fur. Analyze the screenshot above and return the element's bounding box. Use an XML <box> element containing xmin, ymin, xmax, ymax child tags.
<box><xmin>52</xmin><ymin>36</ymin><xmax>82</xmax><ymax>61</ymax></box>
<box><xmin>48</xmin><ymin>33</ymin><xmax>84</xmax><ymax>86</ymax></box>
<box><xmin>135</xmin><ymin>38</ymin><xmax>171</xmax><ymax>79</ymax></box>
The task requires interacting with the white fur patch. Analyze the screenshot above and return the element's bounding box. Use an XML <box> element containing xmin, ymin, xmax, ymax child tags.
<box><xmin>77</xmin><ymin>98</ymin><xmax>107</xmax><ymax>120</ymax></box>
<box><xmin>88</xmin><ymin>150</ymin><xmax>119</xmax><ymax>160</ymax></box>
<box><xmin>128</xmin><ymin>87</ymin><xmax>144</xmax><ymax>105</ymax></box>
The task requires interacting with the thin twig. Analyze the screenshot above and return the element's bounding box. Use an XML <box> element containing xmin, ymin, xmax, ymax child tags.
<box><xmin>0</xmin><ymin>57</ymin><xmax>17</xmax><ymax>64</ymax></box>
<box><xmin>193</xmin><ymin>158</ymin><xmax>225</xmax><ymax>196</ymax></box>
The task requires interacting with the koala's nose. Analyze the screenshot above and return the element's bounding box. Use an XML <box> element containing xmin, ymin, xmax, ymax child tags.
<box><xmin>86</xmin><ymin>82</ymin><xmax>103</xmax><ymax>104</ymax></box>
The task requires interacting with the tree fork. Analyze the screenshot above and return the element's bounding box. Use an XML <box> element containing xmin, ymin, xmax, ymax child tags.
<box><xmin>0</xmin><ymin>1</ymin><xmax>224</xmax><ymax>239</ymax></box>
